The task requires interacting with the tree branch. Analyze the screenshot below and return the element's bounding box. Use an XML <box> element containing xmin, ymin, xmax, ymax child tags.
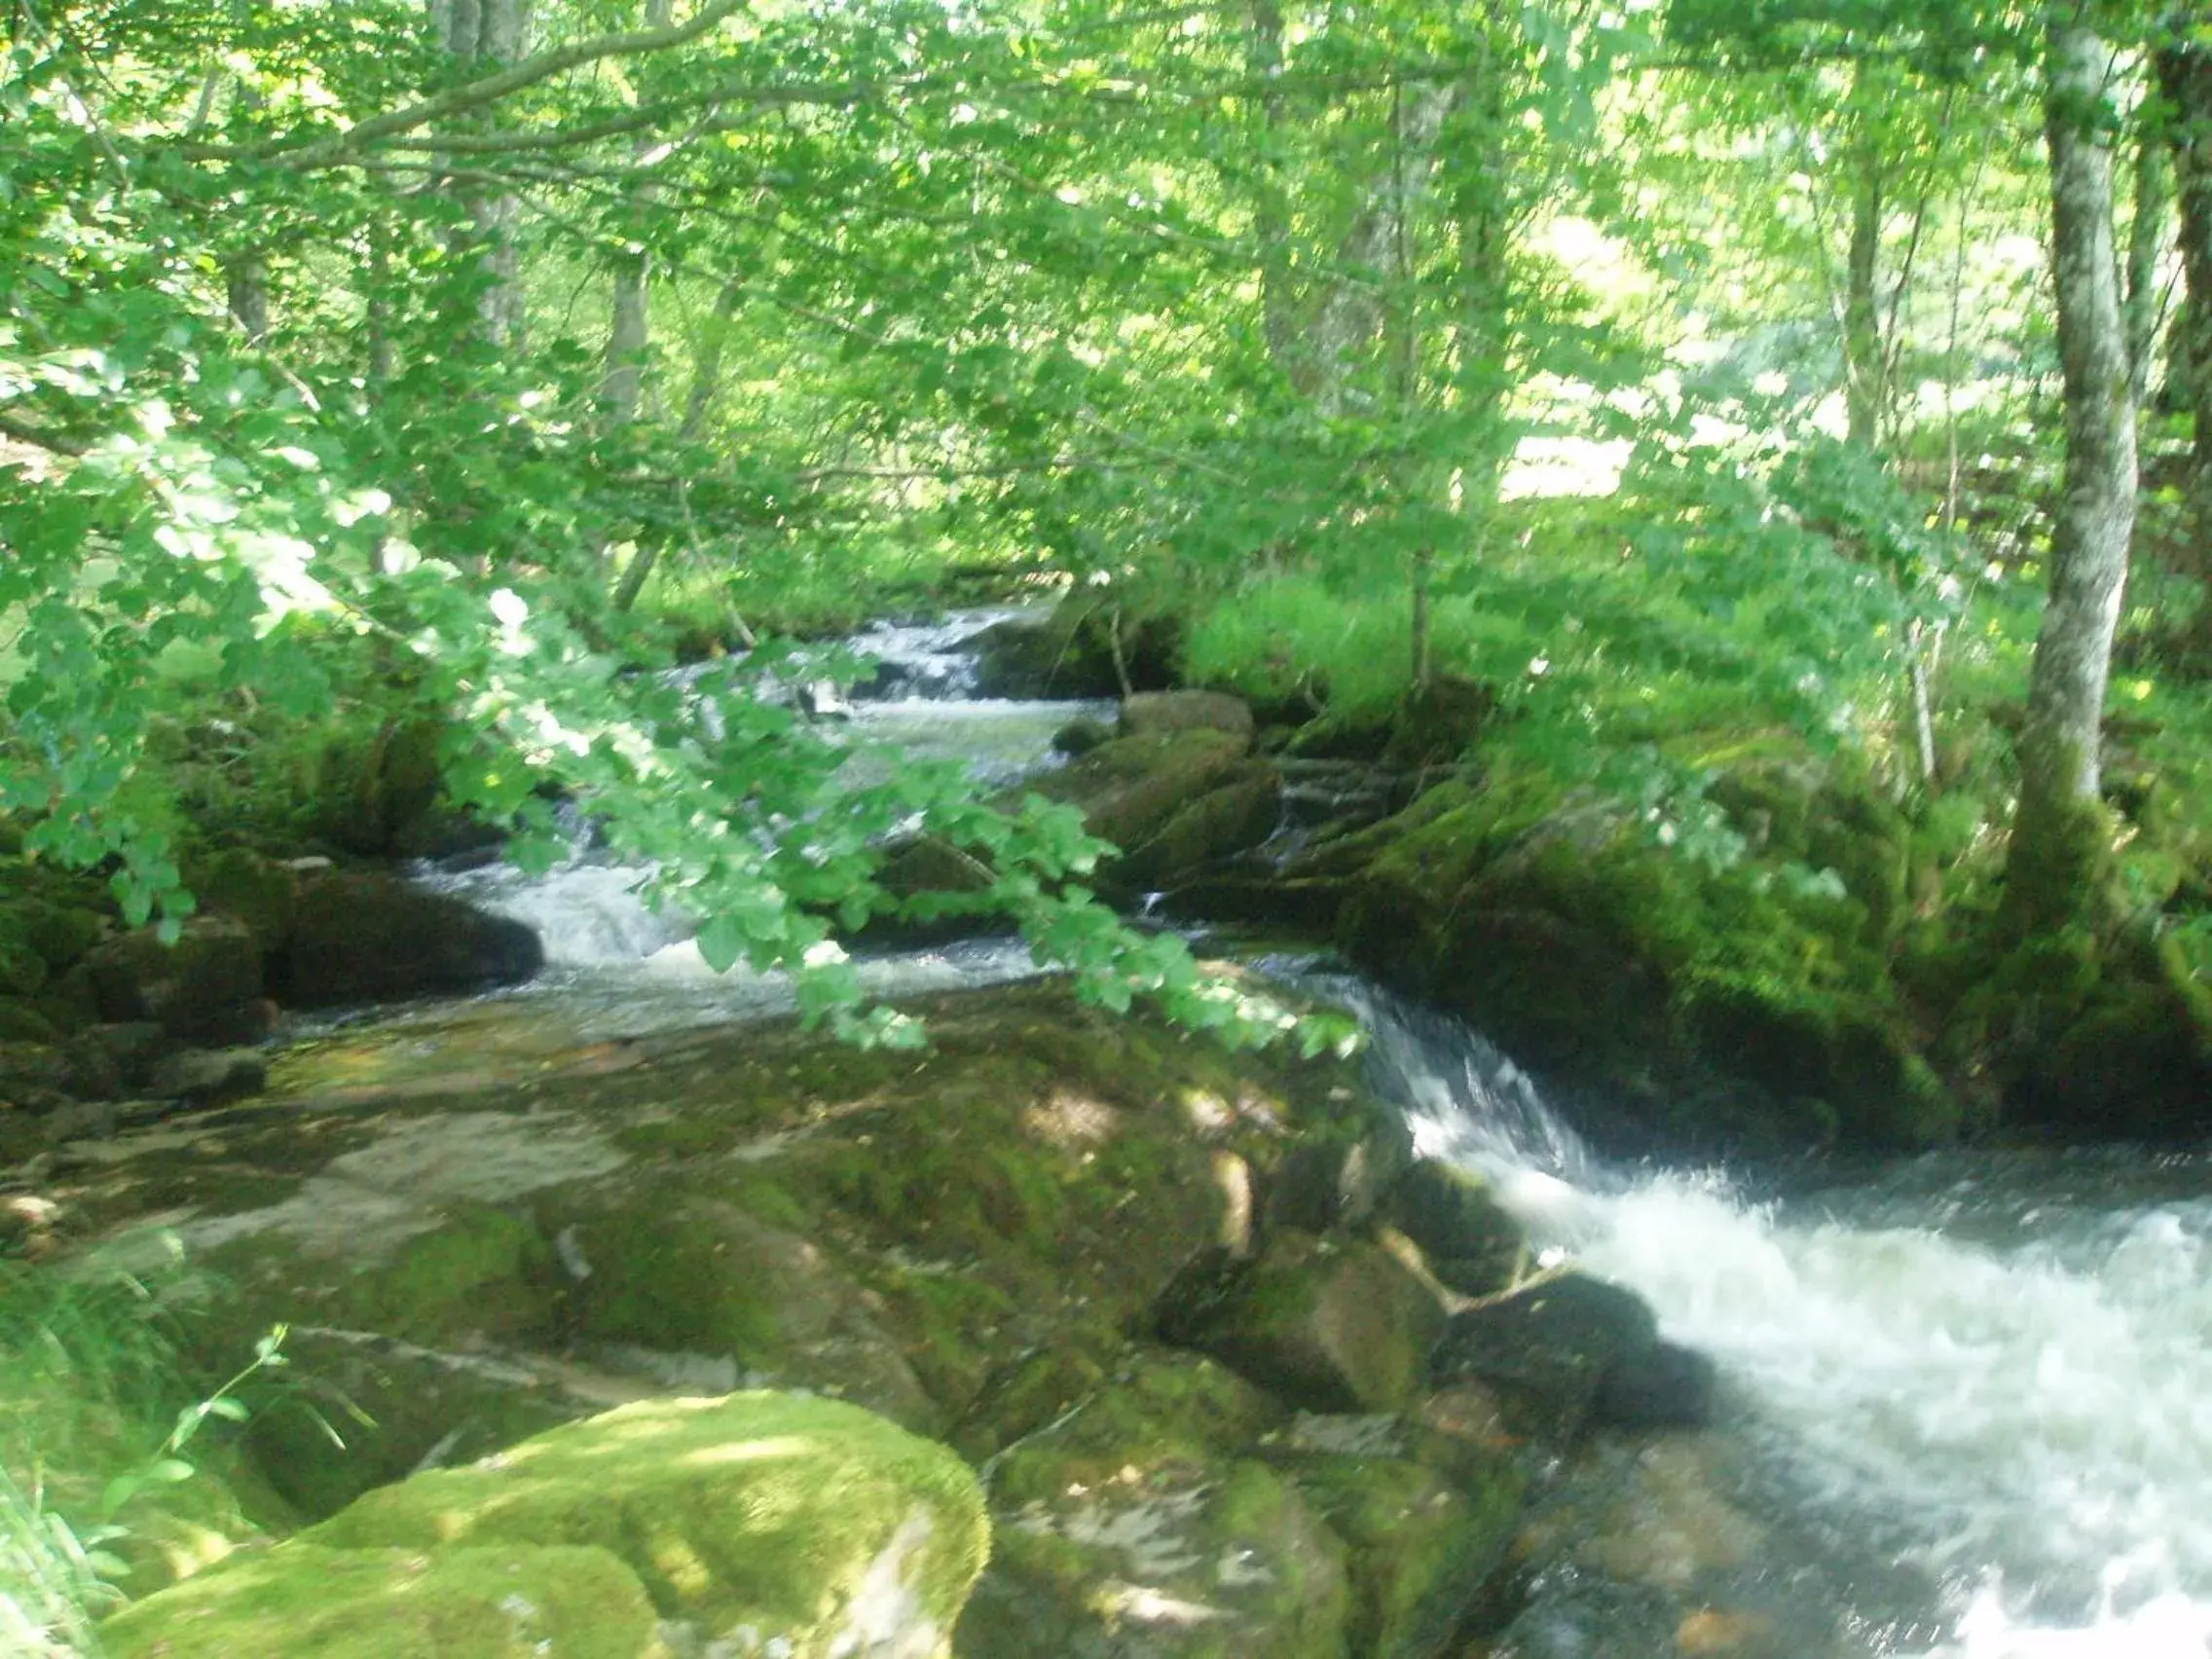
<box><xmin>0</xmin><ymin>414</ymin><xmax>90</xmax><ymax>457</ymax></box>
<box><xmin>206</xmin><ymin>0</ymin><xmax>758</xmax><ymax>169</ymax></box>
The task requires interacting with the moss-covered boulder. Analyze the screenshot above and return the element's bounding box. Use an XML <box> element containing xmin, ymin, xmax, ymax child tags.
<box><xmin>82</xmin><ymin>917</ymin><xmax>266</xmax><ymax>1044</ymax></box>
<box><xmin>1276</xmin><ymin>1447</ymin><xmax>1522</xmax><ymax>1658</ymax></box>
<box><xmin>103</xmin><ymin>1542</ymin><xmax>667</xmax><ymax>1659</ymax></box>
<box><xmin>191</xmin><ymin>848</ymin><xmax>300</xmax><ymax>953</ymax></box>
<box><xmin>972</xmin><ymin>598</ymin><xmax>1181</xmax><ymax>699</ymax></box>
<box><xmin>1122</xmin><ymin>690</ymin><xmax>1257</xmax><ymax>743</ymax></box>
<box><xmin>551</xmin><ymin>1195</ymin><xmax>940</xmax><ymax>1432</ymax></box>
<box><xmin>316</xmin><ymin>715</ymin><xmax>448</xmax><ymax>858</ymax></box>
<box><xmin>1326</xmin><ymin>766</ymin><xmax>1959</xmax><ymax>1158</ymax></box>
<box><xmin>306</xmin><ymin>1392</ymin><xmax>988</xmax><ymax>1658</ymax></box>
<box><xmin>960</xmin><ymin>1348</ymin><xmax>1352</xmax><ymax>1659</ymax></box>
<box><xmin>1160</xmin><ymin>1231</ymin><xmax>1445</xmax><ymax>1414</ymax></box>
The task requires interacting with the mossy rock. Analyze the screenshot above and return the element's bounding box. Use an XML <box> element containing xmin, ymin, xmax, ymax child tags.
<box><xmin>275</xmin><ymin>871</ymin><xmax>542</xmax><ymax>1007</ymax></box>
<box><xmin>1382</xmin><ymin>1160</ymin><xmax>1525</xmax><ymax>1299</ymax></box>
<box><xmin>101</xmin><ymin>1540</ymin><xmax>667</xmax><ymax>1659</ymax></box>
<box><xmin>82</xmin><ymin>916</ymin><xmax>265</xmax><ymax>1042</ymax></box>
<box><xmin>987</xmin><ymin>1348</ymin><xmax>1282</xmax><ymax>1509</ymax></box>
<box><xmin>964</xmin><ymin>1354</ymin><xmax>1346</xmax><ymax>1659</ymax></box>
<box><xmin>972</xmin><ymin>598</ymin><xmax>1182</xmax><ymax>699</ymax></box>
<box><xmin>1334</xmin><ymin>769</ymin><xmax>1953</xmax><ymax>1158</ymax></box>
<box><xmin>306</xmin><ymin>1392</ymin><xmax>990</xmax><ymax>1656</ymax></box>
<box><xmin>1024</xmin><ymin>727</ymin><xmax>1255</xmax><ymax>860</ymax></box>
<box><xmin>1161</xmin><ymin>1231</ymin><xmax>1445</xmax><ymax>1415</ymax></box>
<box><xmin>191</xmin><ymin>848</ymin><xmax>299</xmax><ymax>953</ymax></box>
<box><xmin>316</xmin><ymin>715</ymin><xmax>448</xmax><ymax>857</ymax></box>
<box><xmin>1279</xmin><ymin>1453</ymin><xmax>1523</xmax><ymax>1659</ymax></box>
<box><xmin>0</xmin><ymin>996</ymin><xmax>58</xmax><ymax>1043</ymax></box>
<box><xmin>552</xmin><ymin>1193</ymin><xmax>940</xmax><ymax>1431</ymax></box>
<box><xmin>1113</xmin><ymin>762</ymin><xmax>1283</xmax><ymax>895</ymax></box>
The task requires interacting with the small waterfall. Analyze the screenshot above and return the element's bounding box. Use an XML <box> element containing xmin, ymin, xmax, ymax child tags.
<box><xmin>1337</xmin><ymin>981</ymin><xmax>2212</xmax><ymax>1659</ymax></box>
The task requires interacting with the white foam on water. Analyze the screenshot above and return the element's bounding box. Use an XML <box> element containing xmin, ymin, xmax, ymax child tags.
<box><xmin>1344</xmin><ymin>982</ymin><xmax>2212</xmax><ymax>1659</ymax></box>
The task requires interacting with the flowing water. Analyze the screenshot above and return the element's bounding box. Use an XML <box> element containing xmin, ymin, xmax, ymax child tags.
<box><xmin>408</xmin><ymin>610</ymin><xmax>2212</xmax><ymax>1659</ymax></box>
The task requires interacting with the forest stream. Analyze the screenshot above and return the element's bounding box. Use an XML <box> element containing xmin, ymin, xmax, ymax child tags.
<box><xmin>331</xmin><ymin>609</ymin><xmax>2212</xmax><ymax>1659</ymax></box>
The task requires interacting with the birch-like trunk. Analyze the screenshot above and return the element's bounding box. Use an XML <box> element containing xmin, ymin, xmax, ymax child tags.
<box><xmin>430</xmin><ymin>0</ymin><xmax>529</xmax><ymax>348</ymax></box>
<box><xmin>2159</xmin><ymin>33</ymin><xmax>2212</xmax><ymax>561</ymax></box>
<box><xmin>602</xmin><ymin>0</ymin><xmax>670</xmax><ymax>425</ymax></box>
<box><xmin>1308</xmin><ymin>82</ymin><xmax>1456</xmax><ymax>416</ymax></box>
<box><xmin>2125</xmin><ymin>116</ymin><xmax>2171</xmax><ymax>406</ymax></box>
<box><xmin>2003</xmin><ymin>20</ymin><xmax>2139</xmax><ymax>937</ymax></box>
<box><xmin>1844</xmin><ymin>148</ymin><xmax>1886</xmax><ymax>447</ymax></box>
<box><xmin>1247</xmin><ymin>0</ymin><xmax>1297</xmax><ymax>374</ymax></box>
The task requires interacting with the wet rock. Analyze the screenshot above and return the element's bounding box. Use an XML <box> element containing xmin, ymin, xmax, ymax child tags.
<box><xmin>1051</xmin><ymin>714</ymin><xmax>1113</xmax><ymax>756</ymax></box>
<box><xmin>1265</xmin><ymin>1119</ymin><xmax>1417</xmax><ymax>1235</ymax></box>
<box><xmin>1113</xmin><ymin>762</ymin><xmax>1284</xmax><ymax>895</ymax></box>
<box><xmin>1383</xmin><ymin>1159</ymin><xmax>1525</xmax><ymax>1299</ymax></box>
<box><xmin>1593</xmin><ymin>1341</ymin><xmax>1719</xmax><ymax>1430</ymax></box>
<box><xmin>146</xmin><ymin>1047</ymin><xmax>270</xmax><ymax>1105</ymax></box>
<box><xmin>275</xmin><ymin>871</ymin><xmax>543</xmax><ymax>1007</ymax></box>
<box><xmin>1121</xmin><ymin>690</ymin><xmax>1257</xmax><ymax>745</ymax></box>
<box><xmin>1162</xmin><ymin>1230</ymin><xmax>1445</xmax><ymax>1414</ymax></box>
<box><xmin>83</xmin><ymin>916</ymin><xmax>265</xmax><ymax>1042</ymax></box>
<box><xmin>1432</xmin><ymin>1272</ymin><xmax>1696</xmax><ymax>1441</ymax></box>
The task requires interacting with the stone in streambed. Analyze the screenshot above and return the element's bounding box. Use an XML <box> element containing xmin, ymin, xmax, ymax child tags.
<box><xmin>101</xmin><ymin>1542</ymin><xmax>665</xmax><ymax>1659</ymax></box>
<box><xmin>959</xmin><ymin>1347</ymin><xmax>1351</xmax><ymax>1659</ymax></box>
<box><xmin>1382</xmin><ymin>1158</ymin><xmax>1525</xmax><ymax>1299</ymax></box>
<box><xmin>83</xmin><ymin>915</ymin><xmax>264</xmax><ymax>1042</ymax></box>
<box><xmin>1120</xmin><ymin>690</ymin><xmax>1257</xmax><ymax>744</ymax></box>
<box><xmin>1161</xmin><ymin>1230</ymin><xmax>1445</xmax><ymax>1414</ymax></box>
<box><xmin>274</xmin><ymin>870</ymin><xmax>542</xmax><ymax>1006</ymax></box>
<box><xmin>302</xmin><ymin>1392</ymin><xmax>988</xmax><ymax>1657</ymax></box>
<box><xmin>1431</xmin><ymin>1272</ymin><xmax>1714</xmax><ymax>1439</ymax></box>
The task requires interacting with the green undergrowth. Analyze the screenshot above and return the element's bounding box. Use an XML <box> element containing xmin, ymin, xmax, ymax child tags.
<box><xmin>0</xmin><ymin>1242</ymin><xmax>289</xmax><ymax>1657</ymax></box>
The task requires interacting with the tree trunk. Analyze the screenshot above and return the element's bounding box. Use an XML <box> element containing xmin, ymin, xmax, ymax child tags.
<box><xmin>2159</xmin><ymin>31</ymin><xmax>2212</xmax><ymax>564</ymax></box>
<box><xmin>1449</xmin><ymin>26</ymin><xmax>1512</xmax><ymax>515</ymax></box>
<box><xmin>2126</xmin><ymin>113</ymin><xmax>2171</xmax><ymax>406</ymax></box>
<box><xmin>1843</xmin><ymin>95</ymin><xmax>1887</xmax><ymax>448</ymax></box>
<box><xmin>1247</xmin><ymin>0</ymin><xmax>1297</xmax><ymax>374</ymax></box>
<box><xmin>431</xmin><ymin>0</ymin><xmax>529</xmax><ymax>348</ymax></box>
<box><xmin>681</xmin><ymin>276</ymin><xmax>745</xmax><ymax>442</ymax></box>
<box><xmin>602</xmin><ymin>0</ymin><xmax>670</xmax><ymax>426</ymax></box>
<box><xmin>1309</xmin><ymin>81</ymin><xmax>1456</xmax><ymax>416</ymax></box>
<box><xmin>2003</xmin><ymin>20</ymin><xmax>2139</xmax><ymax>939</ymax></box>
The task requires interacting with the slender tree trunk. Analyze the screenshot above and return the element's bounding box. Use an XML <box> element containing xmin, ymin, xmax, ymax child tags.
<box><xmin>602</xmin><ymin>0</ymin><xmax>670</xmax><ymax>426</ymax></box>
<box><xmin>681</xmin><ymin>276</ymin><xmax>745</xmax><ymax>442</ymax></box>
<box><xmin>2126</xmin><ymin>115</ymin><xmax>2171</xmax><ymax>406</ymax></box>
<box><xmin>223</xmin><ymin>80</ymin><xmax>269</xmax><ymax>342</ymax></box>
<box><xmin>431</xmin><ymin>0</ymin><xmax>529</xmax><ymax>348</ymax></box>
<box><xmin>367</xmin><ymin>231</ymin><xmax>396</xmax><ymax>387</ymax></box>
<box><xmin>1844</xmin><ymin>129</ymin><xmax>1887</xmax><ymax>447</ymax></box>
<box><xmin>1247</xmin><ymin>0</ymin><xmax>1297</xmax><ymax>375</ymax></box>
<box><xmin>1449</xmin><ymin>23</ymin><xmax>1512</xmax><ymax>515</ymax></box>
<box><xmin>2003</xmin><ymin>20</ymin><xmax>2140</xmax><ymax>938</ymax></box>
<box><xmin>2159</xmin><ymin>32</ymin><xmax>2212</xmax><ymax>565</ymax></box>
<box><xmin>1309</xmin><ymin>82</ymin><xmax>1456</xmax><ymax>416</ymax></box>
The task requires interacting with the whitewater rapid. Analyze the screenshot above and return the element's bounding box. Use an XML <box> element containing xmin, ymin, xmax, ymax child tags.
<box><xmin>420</xmin><ymin>608</ymin><xmax>2212</xmax><ymax>1659</ymax></box>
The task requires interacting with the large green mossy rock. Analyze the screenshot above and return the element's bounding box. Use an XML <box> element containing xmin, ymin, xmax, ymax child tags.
<box><xmin>102</xmin><ymin>1542</ymin><xmax>665</xmax><ymax>1659</ymax></box>
<box><xmin>1329</xmin><ymin>768</ymin><xmax>1957</xmax><ymax>1157</ymax></box>
<box><xmin>306</xmin><ymin>1392</ymin><xmax>990</xmax><ymax>1657</ymax></box>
